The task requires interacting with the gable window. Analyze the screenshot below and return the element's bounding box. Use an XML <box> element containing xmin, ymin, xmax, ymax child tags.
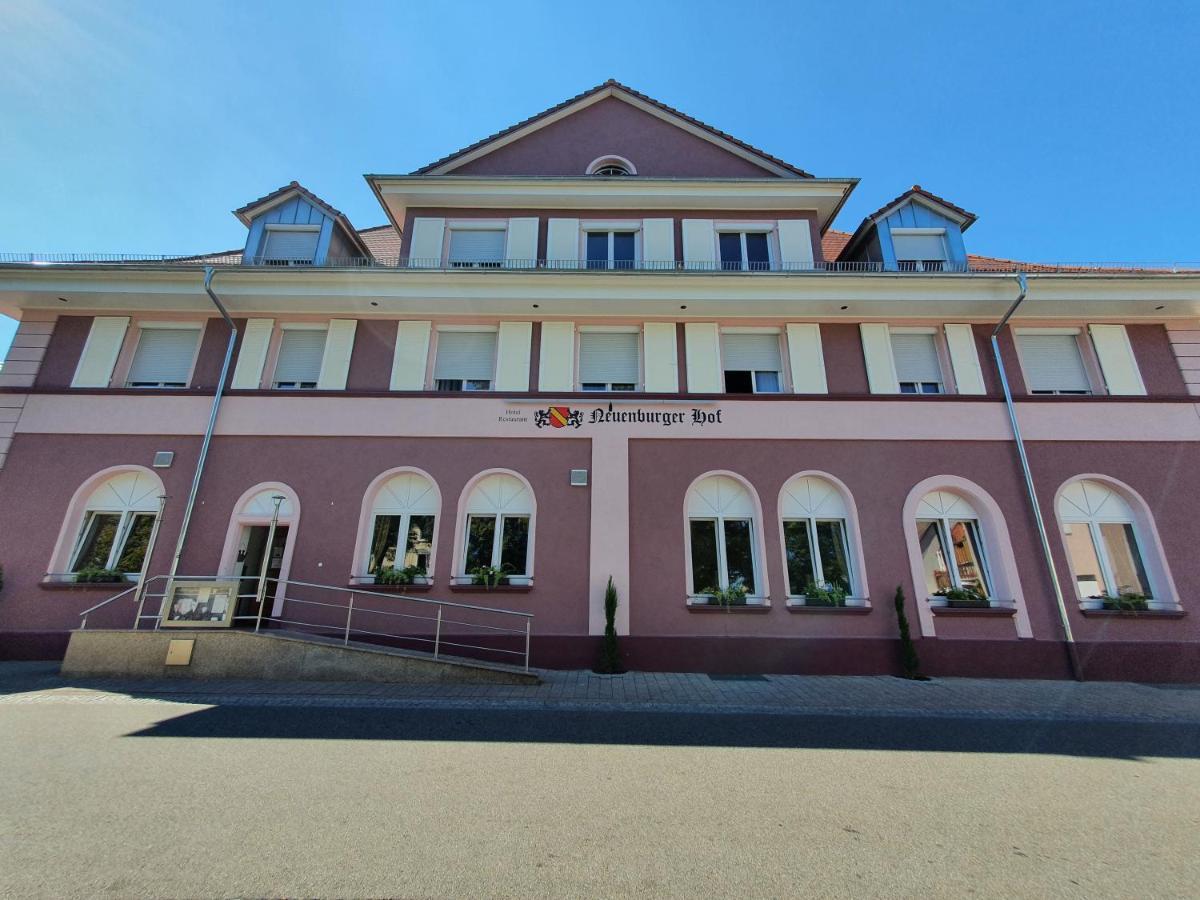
<box><xmin>65</xmin><ymin>470</ymin><xmax>161</xmax><ymax>578</ymax></box>
<box><xmin>272</xmin><ymin>326</ymin><xmax>327</xmax><ymax>390</ymax></box>
<box><xmin>125</xmin><ymin>325</ymin><xmax>202</xmax><ymax>388</ymax></box>
<box><xmin>913</xmin><ymin>490</ymin><xmax>992</xmax><ymax>600</ymax></box>
<box><xmin>719</xmin><ymin>231</ymin><xmax>772</xmax><ymax>271</ymax></box>
<box><xmin>892</xmin><ymin>229</ymin><xmax>947</xmax><ymax>272</ymax></box>
<box><xmin>685</xmin><ymin>474</ymin><xmax>763</xmax><ymax>599</ymax></box>
<box><xmin>448</xmin><ymin>228</ymin><xmax>505</xmax><ymax>268</ymax></box>
<box><xmin>1058</xmin><ymin>479</ymin><xmax>1152</xmax><ymax>602</ymax></box>
<box><xmin>890</xmin><ymin>330</ymin><xmax>944</xmax><ymax>394</ymax></box>
<box><xmin>1015</xmin><ymin>331</ymin><xmax>1093</xmax><ymax>395</ymax></box>
<box><xmin>261</xmin><ymin>226</ymin><xmax>320</xmax><ymax>266</ymax></box>
<box><xmin>585</xmin><ymin>231</ymin><xmax>637</xmax><ymax>270</ymax></box>
<box><xmin>578</xmin><ymin>330</ymin><xmax>639</xmax><ymax>391</ymax></box>
<box><xmin>363</xmin><ymin>471</ymin><xmax>439</xmax><ymax>581</ymax></box>
<box><xmin>722</xmin><ymin>332</ymin><xmax>782</xmax><ymax>393</ymax></box>
<box><xmin>434</xmin><ymin>330</ymin><xmax>497</xmax><ymax>391</ymax></box>
<box><xmin>780</xmin><ymin>475</ymin><xmax>856</xmax><ymax>599</ymax></box>
<box><xmin>585</xmin><ymin>155</ymin><xmax>636</xmax><ymax>176</ymax></box>
<box><xmin>459</xmin><ymin>472</ymin><xmax>534</xmax><ymax>582</ymax></box>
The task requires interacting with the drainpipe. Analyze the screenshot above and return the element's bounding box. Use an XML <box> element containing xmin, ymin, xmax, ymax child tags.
<box><xmin>991</xmin><ymin>273</ymin><xmax>1082</xmax><ymax>681</ymax></box>
<box><xmin>165</xmin><ymin>267</ymin><xmax>237</xmax><ymax>588</ymax></box>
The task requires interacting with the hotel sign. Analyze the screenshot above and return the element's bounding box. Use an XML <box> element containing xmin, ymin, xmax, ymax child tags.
<box><xmin>499</xmin><ymin>404</ymin><xmax>725</xmax><ymax>430</ymax></box>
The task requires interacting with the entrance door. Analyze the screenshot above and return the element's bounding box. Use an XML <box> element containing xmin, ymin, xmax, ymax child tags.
<box><xmin>234</xmin><ymin>525</ymin><xmax>289</xmax><ymax>622</ymax></box>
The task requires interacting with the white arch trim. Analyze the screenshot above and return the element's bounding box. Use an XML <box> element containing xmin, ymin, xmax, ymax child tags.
<box><xmin>450</xmin><ymin>469</ymin><xmax>537</xmax><ymax>581</ymax></box>
<box><xmin>585</xmin><ymin>154</ymin><xmax>637</xmax><ymax>176</ymax></box>
<box><xmin>901</xmin><ymin>475</ymin><xmax>1031</xmax><ymax>639</ymax></box>
<box><xmin>217</xmin><ymin>481</ymin><xmax>301</xmax><ymax>615</ymax></box>
<box><xmin>47</xmin><ymin>465</ymin><xmax>165</xmax><ymax>576</ymax></box>
<box><xmin>350</xmin><ymin>467</ymin><xmax>442</xmax><ymax>581</ymax></box>
<box><xmin>682</xmin><ymin>470</ymin><xmax>770</xmax><ymax>601</ymax></box>
<box><xmin>776</xmin><ymin>471</ymin><xmax>869</xmax><ymax>605</ymax></box>
<box><xmin>1052</xmin><ymin>474</ymin><xmax>1180</xmax><ymax>611</ymax></box>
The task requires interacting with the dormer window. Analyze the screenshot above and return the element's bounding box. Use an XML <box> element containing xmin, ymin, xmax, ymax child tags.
<box><xmin>892</xmin><ymin>228</ymin><xmax>948</xmax><ymax>272</ymax></box>
<box><xmin>585</xmin><ymin>155</ymin><xmax>637</xmax><ymax>176</ymax></box>
<box><xmin>260</xmin><ymin>225</ymin><xmax>320</xmax><ymax>266</ymax></box>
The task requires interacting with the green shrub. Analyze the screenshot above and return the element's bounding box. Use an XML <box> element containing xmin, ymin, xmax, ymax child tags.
<box><xmin>74</xmin><ymin>566</ymin><xmax>124</xmax><ymax>584</ymax></box>
<box><xmin>471</xmin><ymin>565</ymin><xmax>508</xmax><ymax>588</ymax></box>
<box><xmin>374</xmin><ymin>564</ymin><xmax>426</xmax><ymax>586</ymax></box>
<box><xmin>702</xmin><ymin>583</ymin><xmax>749</xmax><ymax>608</ymax></box>
<box><xmin>894</xmin><ymin>585</ymin><xmax>924</xmax><ymax>679</ymax></box>
<box><xmin>1101</xmin><ymin>591</ymin><xmax>1149</xmax><ymax>611</ymax></box>
<box><xmin>934</xmin><ymin>586</ymin><xmax>990</xmax><ymax>609</ymax></box>
<box><xmin>597</xmin><ymin>575</ymin><xmax>622</xmax><ymax>674</ymax></box>
<box><xmin>803</xmin><ymin>580</ymin><xmax>847</xmax><ymax>607</ymax></box>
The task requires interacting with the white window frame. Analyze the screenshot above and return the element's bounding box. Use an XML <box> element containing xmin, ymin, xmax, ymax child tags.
<box><xmin>261</xmin><ymin>224</ymin><xmax>321</xmax><ymax>267</ymax></box>
<box><xmin>270</xmin><ymin>322</ymin><xmax>329</xmax><ymax>390</ymax></box>
<box><xmin>1057</xmin><ymin>479</ymin><xmax>1160</xmax><ymax>605</ymax></box>
<box><xmin>720</xmin><ymin>327</ymin><xmax>785</xmax><ymax>394</ymax></box>
<box><xmin>715</xmin><ymin>223</ymin><xmax>778</xmax><ymax>271</ymax></box>
<box><xmin>782</xmin><ymin>517</ymin><xmax>853</xmax><ymax>597</ymax></box>
<box><xmin>915</xmin><ymin>516</ymin><xmax>993</xmax><ymax>600</ymax></box>
<box><xmin>683</xmin><ymin>474</ymin><xmax>766</xmax><ymax>603</ymax></box>
<box><xmin>68</xmin><ymin>508</ymin><xmax>157</xmax><ymax>575</ymax></box>
<box><xmin>463</xmin><ymin>512</ymin><xmax>532</xmax><ymax>577</ymax></box>
<box><xmin>1012</xmin><ymin>327</ymin><xmax>1102</xmax><ymax>396</ymax></box>
<box><xmin>580</xmin><ymin>221</ymin><xmax>642</xmax><ymax>270</ymax></box>
<box><xmin>444</xmin><ymin>220</ymin><xmax>508</xmax><ymax>269</ymax></box>
<box><xmin>585</xmin><ymin>155</ymin><xmax>637</xmax><ymax>176</ymax></box>
<box><xmin>688</xmin><ymin>516</ymin><xmax>761</xmax><ymax>596</ymax></box>
<box><xmin>891</xmin><ymin>227</ymin><xmax>949</xmax><ymax>272</ymax></box>
<box><xmin>432</xmin><ymin>325</ymin><xmax>498</xmax><ymax>392</ymax></box>
<box><xmin>889</xmin><ymin>326</ymin><xmax>950</xmax><ymax>394</ymax></box>
<box><xmin>123</xmin><ymin>321</ymin><xmax>204</xmax><ymax>389</ymax></box>
<box><xmin>576</xmin><ymin>325</ymin><xmax>642</xmax><ymax>392</ymax></box>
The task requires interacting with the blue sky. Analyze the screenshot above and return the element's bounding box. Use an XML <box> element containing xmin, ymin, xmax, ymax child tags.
<box><xmin>2</xmin><ymin>0</ymin><xmax>1197</xmax><ymax>355</ymax></box>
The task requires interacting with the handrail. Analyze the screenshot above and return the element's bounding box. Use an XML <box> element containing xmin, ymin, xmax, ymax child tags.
<box><xmin>277</xmin><ymin>577</ymin><xmax>533</xmax><ymax>618</ymax></box>
<box><xmin>77</xmin><ymin>583</ymin><xmax>142</xmax><ymax>622</ymax></box>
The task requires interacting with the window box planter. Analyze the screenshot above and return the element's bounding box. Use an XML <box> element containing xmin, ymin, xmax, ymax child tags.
<box><xmin>1079</xmin><ymin>607</ymin><xmax>1186</xmax><ymax>619</ymax></box>
<box><xmin>931</xmin><ymin>604</ymin><xmax>1017</xmax><ymax>617</ymax></box>
<box><xmin>450</xmin><ymin>574</ymin><xmax>532</xmax><ymax>588</ymax></box>
<box><xmin>786</xmin><ymin>600</ymin><xmax>871</xmax><ymax>614</ymax></box>
<box><xmin>686</xmin><ymin>596</ymin><xmax>770</xmax><ymax>612</ymax></box>
<box><xmin>349</xmin><ymin>582</ymin><xmax>434</xmax><ymax>593</ymax></box>
<box><xmin>448</xmin><ymin>583</ymin><xmax>533</xmax><ymax>594</ymax></box>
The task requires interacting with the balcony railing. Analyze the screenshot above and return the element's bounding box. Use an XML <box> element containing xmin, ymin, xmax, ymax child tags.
<box><xmin>1</xmin><ymin>252</ymin><xmax>1197</xmax><ymax>275</ymax></box>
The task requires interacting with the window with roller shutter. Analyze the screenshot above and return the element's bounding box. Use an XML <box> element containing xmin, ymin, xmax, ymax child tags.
<box><xmin>892</xmin><ymin>230</ymin><xmax>948</xmax><ymax>272</ymax></box>
<box><xmin>1015</xmin><ymin>332</ymin><xmax>1093</xmax><ymax>395</ymax></box>
<box><xmin>261</xmin><ymin>227</ymin><xmax>320</xmax><ymax>266</ymax></box>
<box><xmin>722</xmin><ymin>332</ymin><xmax>782</xmax><ymax>393</ymax></box>
<box><xmin>434</xmin><ymin>331</ymin><xmax>497</xmax><ymax>391</ymax></box>
<box><xmin>578</xmin><ymin>331</ymin><xmax>639</xmax><ymax>391</ymax></box>
<box><xmin>126</xmin><ymin>327</ymin><xmax>202</xmax><ymax>387</ymax></box>
<box><xmin>447</xmin><ymin>229</ymin><xmax>505</xmax><ymax>268</ymax></box>
<box><xmin>890</xmin><ymin>331</ymin><xmax>944</xmax><ymax>394</ymax></box>
<box><xmin>272</xmin><ymin>327</ymin><xmax>328</xmax><ymax>390</ymax></box>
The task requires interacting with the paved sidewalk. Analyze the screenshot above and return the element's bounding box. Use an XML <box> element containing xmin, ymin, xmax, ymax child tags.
<box><xmin>3</xmin><ymin>660</ymin><xmax>1198</xmax><ymax>722</ymax></box>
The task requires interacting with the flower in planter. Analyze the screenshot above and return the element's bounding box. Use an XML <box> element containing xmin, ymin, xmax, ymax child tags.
<box><xmin>802</xmin><ymin>580</ymin><xmax>848</xmax><ymax>607</ymax></box>
<box><xmin>374</xmin><ymin>565</ymin><xmax>426</xmax><ymax>587</ymax></box>
<box><xmin>74</xmin><ymin>566</ymin><xmax>125</xmax><ymax>584</ymax></box>
<box><xmin>470</xmin><ymin>565</ymin><xmax>509</xmax><ymax>588</ymax></box>
<box><xmin>700</xmin><ymin>582</ymin><xmax>749</xmax><ymax>608</ymax></box>
<box><xmin>933</xmin><ymin>586</ymin><xmax>991</xmax><ymax>608</ymax></box>
<box><xmin>1100</xmin><ymin>590</ymin><xmax>1149</xmax><ymax>611</ymax></box>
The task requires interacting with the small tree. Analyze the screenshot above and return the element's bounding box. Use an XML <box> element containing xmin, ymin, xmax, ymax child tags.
<box><xmin>596</xmin><ymin>576</ymin><xmax>622</xmax><ymax>674</ymax></box>
<box><xmin>893</xmin><ymin>585</ymin><xmax>923</xmax><ymax>679</ymax></box>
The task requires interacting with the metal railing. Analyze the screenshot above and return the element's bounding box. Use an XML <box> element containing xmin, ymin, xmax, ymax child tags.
<box><xmin>5</xmin><ymin>252</ymin><xmax>1198</xmax><ymax>274</ymax></box>
<box><xmin>76</xmin><ymin>573</ymin><xmax>534</xmax><ymax>672</ymax></box>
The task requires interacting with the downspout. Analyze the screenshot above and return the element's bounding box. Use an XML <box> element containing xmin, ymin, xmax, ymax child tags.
<box><xmin>991</xmin><ymin>273</ymin><xmax>1082</xmax><ymax>681</ymax></box>
<box><xmin>165</xmin><ymin>266</ymin><xmax>236</xmax><ymax>586</ymax></box>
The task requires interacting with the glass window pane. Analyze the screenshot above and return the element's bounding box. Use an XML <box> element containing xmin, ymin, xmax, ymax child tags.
<box><xmin>464</xmin><ymin>515</ymin><xmax>496</xmax><ymax>572</ymax></box>
<box><xmin>1063</xmin><ymin>523</ymin><xmax>1108</xmax><ymax>597</ymax></box>
<box><xmin>815</xmin><ymin>521</ymin><xmax>851</xmax><ymax>591</ymax></box>
<box><xmin>613</xmin><ymin>232</ymin><xmax>636</xmax><ymax>269</ymax></box>
<box><xmin>783</xmin><ymin>520</ymin><xmax>815</xmax><ymax>595</ymax></box>
<box><xmin>718</xmin><ymin>233</ymin><xmax>742</xmax><ymax>269</ymax></box>
<box><xmin>723</xmin><ymin>519</ymin><xmax>756</xmax><ymax>594</ymax></box>
<box><xmin>689</xmin><ymin>520</ymin><xmax>719</xmax><ymax>593</ymax></box>
<box><xmin>745</xmin><ymin>232</ymin><xmax>770</xmax><ymax>270</ymax></box>
<box><xmin>586</xmin><ymin>232</ymin><xmax>608</xmax><ymax>269</ymax></box>
<box><xmin>724</xmin><ymin>370</ymin><xmax>754</xmax><ymax>393</ymax></box>
<box><xmin>754</xmin><ymin>371</ymin><xmax>780</xmax><ymax>393</ymax></box>
<box><xmin>950</xmin><ymin>520</ymin><xmax>989</xmax><ymax>598</ymax></box>
<box><xmin>1099</xmin><ymin>522</ymin><xmax>1150</xmax><ymax>596</ymax></box>
<box><xmin>368</xmin><ymin>515</ymin><xmax>402</xmax><ymax>574</ymax></box>
<box><xmin>403</xmin><ymin>515</ymin><xmax>435</xmax><ymax>573</ymax></box>
<box><xmin>499</xmin><ymin>515</ymin><xmax>530</xmax><ymax>576</ymax></box>
<box><xmin>115</xmin><ymin>513</ymin><xmax>156</xmax><ymax>573</ymax></box>
<box><xmin>71</xmin><ymin>513</ymin><xmax>121</xmax><ymax>571</ymax></box>
<box><xmin>915</xmin><ymin>520</ymin><xmax>951</xmax><ymax>595</ymax></box>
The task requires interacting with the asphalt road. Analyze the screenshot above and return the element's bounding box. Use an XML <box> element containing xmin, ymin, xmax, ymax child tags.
<box><xmin>2</xmin><ymin>697</ymin><xmax>1198</xmax><ymax>899</ymax></box>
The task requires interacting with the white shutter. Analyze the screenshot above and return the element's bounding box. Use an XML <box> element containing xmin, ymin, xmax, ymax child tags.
<box><xmin>786</xmin><ymin>324</ymin><xmax>827</xmax><ymax>394</ymax></box>
<box><xmin>776</xmin><ymin>219</ymin><xmax>814</xmax><ymax>271</ymax></box>
<box><xmin>684</xmin><ymin>323</ymin><xmax>722</xmax><ymax>393</ymax></box>
<box><xmin>448</xmin><ymin>229</ymin><xmax>505</xmax><ymax>266</ymax></box>
<box><xmin>231</xmin><ymin>318</ymin><xmax>274</xmax><ymax>389</ymax></box>
<box><xmin>495</xmin><ymin>322</ymin><xmax>533</xmax><ymax>391</ymax></box>
<box><xmin>71</xmin><ymin>317</ymin><xmax>129</xmax><ymax>388</ymax></box>
<box><xmin>546</xmin><ymin>218</ymin><xmax>580</xmax><ymax>268</ymax></box>
<box><xmin>316</xmin><ymin>319</ymin><xmax>357</xmax><ymax>390</ymax></box>
<box><xmin>538</xmin><ymin>322</ymin><xmax>575</xmax><ymax>390</ymax></box>
<box><xmin>261</xmin><ymin>228</ymin><xmax>319</xmax><ymax>264</ymax></box>
<box><xmin>1089</xmin><ymin>325</ymin><xmax>1146</xmax><ymax>395</ymax></box>
<box><xmin>860</xmin><ymin>324</ymin><xmax>900</xmax><ymax>394</ymax></box>
<box><xmin>944</xmin><ymin>324</ymin><xmax>986</xmax><ymax>395</ymax></box>
<box><xmin>434</xmin><ymin>331</ymin><xmax>497</xmax><ymax>381</ymax></box>
<box><xmin>391</xmin><ymin>321</ymin><xmax>431</xmax><ymax>391</ymax></box>
<box><xmin>274</xmin><ymin>328</ymin><xmax>327</xmax><ymax>386</ymax></box>
<box><xmin>642</xmin><ymin>219</ymin><xmax>675</xmax><ymax>270</ymax></box>
<box><xmin>1016</xmin><ymin>334</ymin><xmax>1091</xmax><ymax>393</ymax></box>
<box><xmin>579</xmin><ymin>332</ymin><xmax>639</xmax><ymax>385</ymax></box>
<box><xmin>504</xmin><ymin>218</ymin><xmax>538</xmax><ymax>267</ymax></box>
<box><xmin>126</xmin><ymin>327</ymin><xmax>200</xmax><ymax>386</ymax></box>
<box><xmin>642</xmin><ymin>322</ymin><xmax>679</xmax><ymax>392</ymax></box>
<box><xmin>408</xmin><ymin>217</ymin><xmax>445</xmax><ymax>267</ymax></box>
<box><xmin>721</xmin><ymin>333</ymin><xmax>782</xmax><ymax>372</ymax></box>
<box><xmin>890</xmin><ymin>333</ymin><xmax>942</xmax><ymax>384</ymax></box>
<box><xmin>682</xmin><ymin>220</ymin><xmax>716</xmax><ymax>270</ymax></box>
<box><xmin>892</xmin><ymin>232</ymin><xmax>946</xmax><ymax>262</ymax></box>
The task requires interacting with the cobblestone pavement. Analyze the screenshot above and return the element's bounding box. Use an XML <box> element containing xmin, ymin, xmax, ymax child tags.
<box><xmin>3</xmin><ymin>661</ymin><xmax>1198</xmax><ymax>721</ymax></box>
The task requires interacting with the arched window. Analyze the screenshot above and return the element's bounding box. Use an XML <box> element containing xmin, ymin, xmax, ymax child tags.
<box><xmin>685</xmin><ymin>474</ymin><xmax>764</xmax><ymax>599</ymax></box>
<box><xmin>62</xmin><ymin>468</ymin><xmax>163</xmax><ymax>578</ymax></box>
<box><xmin>585</xmin><ymin>155</ymin><xmax>636</xmax><ymax>176</ymax></box>
<box><xmin>779</xmin><ymin>474</ymin><xmax>859</xmax><ymax>601</ymax></box>
<box><xmin>361</xmin><ymin>470</ymin><xmax>439</xmax><ymax>580</ymax></box>
<box><xmin>913</xmin><ymin>490</ymin><xmax>992</xmax><ymax>600</ymax></box>
<box><xmin>1057</xmin><ymin>479</ymin><xmax>1154</xmax><ymax>602</ymax></box>
<box><xmin>459</xmin><ymin>472</ymin><xmax>534</xmax><ymax>582</ymax></box>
